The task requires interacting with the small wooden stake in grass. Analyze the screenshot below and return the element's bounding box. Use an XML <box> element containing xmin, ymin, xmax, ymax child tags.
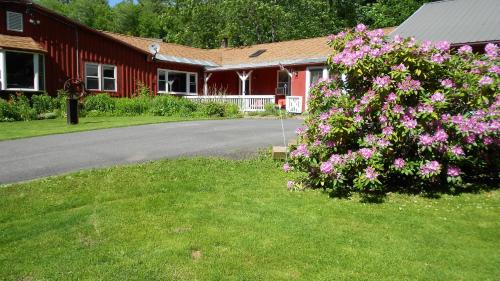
<box><xmin>272</xmin><ymin>146</ymin><xmax>287</xmax><ymax>160</ymax></box>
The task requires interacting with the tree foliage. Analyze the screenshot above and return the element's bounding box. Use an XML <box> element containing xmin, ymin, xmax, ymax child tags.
<box><xmin>35</xmin><ymin>0</ymin><xmax>432</xmax><ymax>48</ymax></box>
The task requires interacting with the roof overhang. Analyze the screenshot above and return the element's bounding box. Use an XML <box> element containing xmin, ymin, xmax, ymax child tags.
<box><xmin>0</xmin><ymin>34</ymin><xmax>46</xmax><ymax>53</ymax></box>
<box><xmin>205</xmin><ymin>57</ymin><xmax>327</xmax><ymax>72</ymax></box>
<box><xmin>155</xmin><ymin>54</ymin><xmax>219</xmax><ymax>67</ymax></box>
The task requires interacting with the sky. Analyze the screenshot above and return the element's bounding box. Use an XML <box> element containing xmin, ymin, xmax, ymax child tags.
<box><xmin>108</xmin><ymin>0</ymin><xmax>136</xmax><ymax>7</ymax></box>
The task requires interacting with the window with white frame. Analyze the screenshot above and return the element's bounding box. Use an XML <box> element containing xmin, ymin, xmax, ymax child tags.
<box><xmin>85</xmin><ymin>63</ymin><xmax>117</xmax><ymax>91</ymax></box>
<box><xmin>157</xmin><ymin>69</ymin><xmax>197</xmax><ymax>95</ymax></box>
<box><xmin>0</xmin><ymin>51</ymin><xmax>45</xmax><ymax>91</ymax></box>
<box><xmin>6</xmin><ymin>11</ymin><xmax>23</xmax><ymax>32</ymax></box>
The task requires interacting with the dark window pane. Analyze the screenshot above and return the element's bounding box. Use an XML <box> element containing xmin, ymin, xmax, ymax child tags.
<box><xmin>103</xmin><ymin>78</ymin><xmax>115</xmax><ymax>91</ymax></box>
<box><xmin>86</xmin><ymin>77</ymin><xmax>99</xmax><ymax>90</ymax></box>
<box><xmin>86</xmin><ymin>64</ymin><xmax>98</xmax><ymax>77</ymax></box>
<box><xmin>6</xmin><ymin>52</ymin><xmax>34</xmax><ymax>89</ymax></box>
<box><xmin>189</xmin><ymin>74</ymin><xmax>196</xmax><ymax>93</ymax></box>
<box><xmin>159</xmin><ymin>72</ymin><xmax>166</xmax><ymax>81</ymax></box>
<box><xmin>169</xmin><ymin>72</ymin><xmax>187</xmax><ymax>93</ymax></box>
<box><xmin>103</xmin><ymin>66</ymin><xmax>115</xmax><ymax>78</ymax></box>
<box><xmin>158</xmin><ymin>81</ymin><xmax>166</xmax><ymax>92</ymax></box>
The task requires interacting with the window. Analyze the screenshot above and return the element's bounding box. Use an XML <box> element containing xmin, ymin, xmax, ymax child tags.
<box><xmin>85</xmin><ymin>63</ymin><xmax>117</xmax><ymax>91</ymax></box>
<box><xmin>6</xmin><ymin>11</ymin><xmax>23</xmax><ymax>32</ymax></box>
<box><xmin>277</xmin><ymin>70</ymin><xmax>291</xmax><ymax>96</ymax></box>
<box><xmin>305</xmin><ymin>66</ymin><xmax>328</xmax><ymax>110</ymax></box>
<box><xmin>157</xmin><ymin>69</ymin><xmax>197</xmax><ymax>95</ymax></box>
<box><xmin>0</xmin><ymin>51</ymin><xmax>44</xmax><ymax>91</ymax></box>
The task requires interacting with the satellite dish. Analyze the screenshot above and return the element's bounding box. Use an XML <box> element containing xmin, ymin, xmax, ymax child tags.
<box><xmin>148</xmin><ymin>43</ymin><xmax>161</xmax><ymax>55</ymax></box>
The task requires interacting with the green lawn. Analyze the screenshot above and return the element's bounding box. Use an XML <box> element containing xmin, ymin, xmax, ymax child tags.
<box><xmin>0</xmin><ymin>116</ymin><xmax>222</xmax><ymax>141</ymax></box>
<box><xmin>0</xmin><ymin>158</ymin><xmax>498</xmax><ymax>280</ymax></box>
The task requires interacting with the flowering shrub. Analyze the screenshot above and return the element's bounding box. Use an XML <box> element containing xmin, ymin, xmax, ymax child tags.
<box><xmin>287</xmin><ymin>24</ymin><xmax>499</xmax><ymax>194</ymax></box>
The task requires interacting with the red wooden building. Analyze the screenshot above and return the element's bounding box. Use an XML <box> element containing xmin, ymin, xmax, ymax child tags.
<box><xmin>0</xmin><ymin>0</ymin><xmax>393</xmax><ymax>112</ymax></box>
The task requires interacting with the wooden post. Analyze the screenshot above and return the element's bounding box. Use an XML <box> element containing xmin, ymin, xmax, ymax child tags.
<box><xmin>203</xmin><ymin>73</ymin><xmax>212</xmax><ymax>96</ymax></box>
<box><xmin>237</xmin><ymin>70</ymin><xmax>253</xmax><ymax>96</ymax></box>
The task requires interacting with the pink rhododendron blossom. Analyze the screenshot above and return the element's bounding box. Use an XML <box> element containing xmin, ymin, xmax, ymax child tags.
<box><xmin>433</xmin><ymin>129</ymin><xmax>448</xmax><ymax>143</ymax></box>
<box><xmin>379</xmin><ymin>115</ymin><xmax>388</xmax><ymax>123</ymax></box>
<box><xmin>458</xmin><ymin>45</ymin><xmax>472</xmax><ymax>54</ymax></box>
<box><xmin>419</xmin><ymin>134</ymin><xmax>434</xmax><ymax>146</ymax></box>
<box><xmin>355</xmin><ymin>23</ymin><xmax>367</xmax><ymax>32</ymax></box>
<box><xmin>401</xmin><ymin>116</ymin><xmax>417</xmax><ymax>129</ymax></box>
<box><xmin>483</xmin><ymin>136</ymin><xmax>494</xmax><ymax>145</ymax></box>
<box><xmin>394</xmin><ymin>35</ymin><xmax>403</xmax><ymax>44</ymax></box>
<box><xmin>377</xmin><ymin>138</ymin><xmax>390</xmax><ymax>147</ymax></box>
<box><xmin>398</xmin><ymin>76</ymin><xmax>422</xmax><ymax>91</ymax></box>
<box><xmin>283</xmin><ymin>163</ymin><xmax>290</xmax><ymax>172</ymax></box>
<box><xmin>386</xmin><ymin>92</ymin><xmax>397</xmax><ymax>102</ymax></box>
<box><xmin>365</xmin><ymin>167</ymin><xmax>379</xmax><ymax>181</ymax></box>
<box><xmin>359</xmin><ymin>148</ymin><xmax>375</xmax><ymax>159</ymax></box>
<box><xmin>320</xmin><ymin>112</ymin><xmax>331</xmax><ymax>121</ymax></box>
<box><xmin>420</xmin><ymin>161</ymin><xmax>441</xmax><ymax>175</ymax></box>
<box><xmin>418</xmin><ymin>103</ymin><xmax>434</xmax><ymax>113</ymax></box>
<box><xmin>312</xmin><ymin>140</ymin><xmax>322</xmax><ymax>147</ymax></box>
<box><xmin>450</xmin><ymin>146</ymin><xmax>465</xmax><ymax>156</ymax></box>
<box><xmin>485</xmin><ymin>43</ymin><xmax>498</xmax><ymax>59</ymax></box>
<box><xmin>430</xmin><ymin>92</ymin><xmax>445</xmax><ymax>102</ymax></box>
<box><xmin>391</xmin><ymin>64</ymin><xmax>407</xmax><ymax>71</ymax></box>
<box><xmin>447</xmin><ymin>166</ymin><xmax>461</xmax><ymax>177</ymax></box>
<box><xmin>290</xmin><ymin>144</ymin><xmax>310</xmax><ymax>158</ymax></box>
<box><xmin>394</xmin><ymin>158</ymin><xmax>406</xmax><ymax>169</ymax></box>
<box><xmin>382</xmin><ymin>126</ymin><xmax>393</xmax><ymax>136</ymax></box>
<box><xmin>393</xmin><ymin>104</ymin><xmax>404</xmax><ymax>114</ymax></box>
<box><xmin>329</xmin><ymin>154</ymin><xmax>344</xmax><ymax>165</ymax></box>
<box><xmin>465</xmin><ymin>134</ymin><xmax>476</xmax><ymax>144</ymax></box>
<box><xmin>295</xmin><ymin>127</ymin><xmax>305</xmax><ymax>135</ymax></box>
<box><xmin>320</xmin><ymin>161</ymin><xmax>334</xmax><ymax>174</ymax></box>
<box><xmin>420</xmin><ymin>40</ymin><xmax>432</xmax><ymax>52</ymax></box>
<box><xmin>479</xmin><ymin>76</ymin><xmax>493</xmax><ymax>85</ymax></box>
<box><xmin>440</xmin><ymin>79</ymin><xmax>454</xmax><ymax>88</ymax></box>
<box><xmin>319</xmin><ymin>123</ymin><xmax>331</xmax><ymax>136</ymax></box>
<box><xmin>354</xmin><ymin>115</ymin><xmax>363</xmax><ymax>123</ymax></box>
<box><xmin>431</xmin><ymin>53</ymin><xmax>446</xmax><ymax>64</ymax></box>
<box><xmin>373</xmin><ymin>75</ymin><xmax>392</xmax><ymax>88</ymax></box>
<box><xmin>489</xmin><ymin>65</ymin><xmax>500</xmax><ymax>74</ymax></box>
<box><xmin>434</xmin><ymin>41</ymin><xmax>451</xmax><ymax>52</ymax></box>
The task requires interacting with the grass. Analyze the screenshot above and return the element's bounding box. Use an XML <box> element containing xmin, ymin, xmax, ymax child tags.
<box><xmin>0</xmin><ymin>157</ymin><xmax>498</xmax><ymax>280</ymax></box>
<box><xmin>0</xmin><ymin>116</ymin><xmax>224</xmax><ymax>141</ymax></box>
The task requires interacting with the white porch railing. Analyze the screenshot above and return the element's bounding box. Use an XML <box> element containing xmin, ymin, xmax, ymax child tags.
<box><xmin>185</xmin><ymin>95</ymin><xmax>275</xmax><ymax>112</ymax></box>
<box><xmin>286</xmin><ymin>96</ymin><xmax>303</xmax><ymax>113</ymax></box>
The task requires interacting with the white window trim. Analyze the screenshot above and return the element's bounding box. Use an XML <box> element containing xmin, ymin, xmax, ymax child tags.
<box><xmin>102</xmin><ymin>64</ymin><xmax>117</xmax><ymax>92</ymax></box>
<box><xmin>85</xmin><ymin>62</ymin><xmax>117</xmax><ymax>92</ymax></box>
<box><xmin>157</xmin><ymin>68</ymin><xmax>198</xmax><ymax>95</ymax></box>
<box><xmin>238</xmin><ymin>72</ymin><xmax>252</xmax><ymax>95</ymax></box>
<box><xmin>1</xmin><ymin>50</ymin><xmax>44</xmax><ymax>92</ymax></box>
<box><xmin>276</xmin><ymin>69</ymin><xmax>291</xmax><ymax>96</ymax></box>
<box><xmin>6</xmin><ymin>11</ymin><xmax>23</xmax><ymax>32</ymax></box>
<box><xmin>305</xmin><ymin>66</ymin><xmax>328</xmax><ymax>110</ymax></box>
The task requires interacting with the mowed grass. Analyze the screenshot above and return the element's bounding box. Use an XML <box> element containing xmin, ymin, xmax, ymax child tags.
<box><xmin>0</xmin><ymin>116</ymin><xmax>221</xmax><ymax>141</ymax></box>
<box><xmin>0</xmin><ymin>158</ymin><xmax>498</xmax><ymax>280</ymax></box>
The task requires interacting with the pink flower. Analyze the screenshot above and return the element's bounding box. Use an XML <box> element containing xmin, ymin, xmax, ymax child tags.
<box><xmin>393</xmin><ymin>104</ymin><xmax>404</xmax><ymax>114</ymax></box>
<box><xmin>401</xmin><ymin>116</ymin><xmax>417</xmax><ymax>129</ymax></box>
<box><xmin>420</xmin><ymin>161</ymin><xmax>441</xmax><ymax>175</ymax></box>
<box><xmin>373</xmin><ymin>75</ymin><xmax>392</xmax><ymax>88</ymax></box>
<box><xmin>435</xmin><ymin>41</ymin><xmax>451</xmax><ymax>52</ymax></box>
<box><xmin>440</xmin><ymin>79</ymin><xmax>454</xmax><ymax>88</ymax></box>
<box><xmin>354</xmin><ymin>115</ymin><xmax>363</xmax><ymax>123</ymax></box>
<box><xmin>418</xmin><ymin>103</ymin><xmax>434</xmax><ymax>113</ymax></box>
<box><xmin>483</xmin><ymin>136</ymin><xmax>494</xmax><ymax>145</ymax></box>
<box><xmin>419</xmin><ymin>134</ymin><xmax>434</xmax><ymax>146</ymax></box>
<box><xmin>485</xmin><ymin>43</ymin><xmax>498</xmax><ymax>59</ymax></box>
<box><xmin>394</xmin><ymin>35</ymin><xmax>403</xmax><ymax>44</ymax></box>
<box><xmin>489</xmin><ymin>65</ymin><xmax>500</xmax><ymax>74</ymax></box>
<box><xmin>382</xmin><ymin>126</ymin><xmax>393</xmax><ymax>136</ymax></box>
<box><xmin>320</xmin><ymin>112</ymin><xmax>331</xmax><ymax>121</ymax></box>
<box><xmin>377</xmin><ymin>138</ymin><xmax>390</xmax><ymax>147</ymax></box>
<box><xmin>319</xmin><ymin>123</ymin><xmax>331</xmax><ymax>136</ymax></box>
<box><xmin>430</xmin><ymin>92</ymin><xmax>445</xmax><ymax>102</ymax></box>
<box><xmin>431</xmin><ymin>53</ymin><xmax>446</xmax><ymax>64</ymax></box>
<box><xmin>386</xmin><ymin>92</ymin><xmax>397</xmax><ymax>102</ymax></box>
<box><xmin>320</xmin><ymin>161</ymin><xmax>334</xmax><ymax>174</ymax></box>
<box><xmin>447</xmin><ymin>166</ymin><xmax>461</xmax><ymax>177</ymax></box>
<box><xmin>355</xmin><ymin>23</ymin><xmax>367</xmax><ymax>32</ymax></box>
<box><xmin>398</xmin><ymin>76</ymin><xmax>422</xmax><ymax>91</ymax></box>
<box><xmin>458</xmin><ymin>45</ymin><xmax>472</xmax><ymax>54</ymax></box>
<box><xmin>290</xmin><ymin>144</ymin><xmax>310</xmax><ymax>158</ymax></box>
<box><xmin>329</xmin><ymin>154</ymin><xmax>344</xmax><ymax>165</ymax></box>
<box><xmin>283</xmin><ymin>163</ymin><xmax>290</xmax><ymax>172</ymax></box>
<box><xmin>391</xmin><ymin>64</ymin><xmax>407</xmax><ymax>71</ymax></box>
<box><xmin>359</xmin><ymin>148</ymin><xmax>374</xmax><ymax>159</ymax></box>
<box><xmin>420</xmin><ymin>40</ymin><xmax>432</xmax><ymax>52</ymax></box>
<box><xmin>295</xmin><ymin>127</ymin><xmax>305</xmax><ymax>135</ymax></box>
<box><xmin>365</xmin><ymin>166</ymin><xmax>379</xmax><ymax>181</ymax></box>
<box><xmin>394</xmin><ymin>158</ymin><xmax>406</xmax><ymax>169</ymax></box>
<box><xmin>479</xmin><ymin>76</ymin><xmax>493</xmax><ymax>85</ymax></box>
<box><xmin>450</xmin><ymin>146</ymin><xmax>465</xmax><ymax>156</ymax></box>
<box><xmin>433</xmin><ymin>129</ymin><xmax>448</xmax><ymax>143</ymax></box>
<box><xmin>287</xmin><ymin>180</ymin><xmax>295</xmax><ymax>190</ymax></box>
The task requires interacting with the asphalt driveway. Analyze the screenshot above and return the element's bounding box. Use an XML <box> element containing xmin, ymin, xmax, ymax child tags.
<box><xmin>0</xmin><ymin>119</ymin><xmax>302</xmax><ymax>184</ymax></box>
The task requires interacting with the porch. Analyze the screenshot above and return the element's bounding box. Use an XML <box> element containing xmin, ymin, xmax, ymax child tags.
<box><xmin>186</xmin><ymin>95</ymin><xmax>303</xmax><ymax>113</ymax></box>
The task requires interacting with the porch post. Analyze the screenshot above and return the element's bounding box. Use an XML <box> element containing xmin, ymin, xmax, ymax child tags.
<box><xmin>203</xmin><ymin>73</ymin><xmax>212</xmax><ymax>96</ymax></box>
<box><xmin>237</xmin><ymin>70</ymin><xmax>253</xmax><ymax>96</ymax></box>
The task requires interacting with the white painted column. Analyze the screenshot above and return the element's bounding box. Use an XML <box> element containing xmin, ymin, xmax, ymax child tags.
<box><xmin>0</xmin><ymin>51</ymin><xmax>5</xmax><ymax>90</ymax></box>
<box><xmin>203</xmin><ymin>73</ymin><xmax>212</xmax><ymax>96</ymax></box>
<box><xmin>237</xmin><ymin>70</ymin><xmax>252</xmax><ymax>96</ymax></box>
<box><xmin>33</xmin><ymin>54</ymin><xmax>39</xmax><ymax>91</ymax></box>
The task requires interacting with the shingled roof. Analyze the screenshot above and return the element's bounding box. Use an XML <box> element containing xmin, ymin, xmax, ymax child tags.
<box><xmin>0</xmin><ymin>34</ymin><xmax>46</xmax><ymax>53</ymax></box>
<box><xmin>390</xmin><ymin>0</ymin><xmax>500</xmax><ymax>45</ymax></box>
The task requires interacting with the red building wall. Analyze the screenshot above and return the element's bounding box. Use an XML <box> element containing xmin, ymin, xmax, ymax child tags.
<box><xmin>0</xmin><ymin>2</ymin><xmax>205</xmax><ymax>97</ymax></box>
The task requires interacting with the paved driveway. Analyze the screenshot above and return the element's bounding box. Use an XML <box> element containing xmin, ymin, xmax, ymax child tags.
<box><xmin>0</xmin><ymin>119</ymin><xmax>302</xmax><ymax>184</ymax></box>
